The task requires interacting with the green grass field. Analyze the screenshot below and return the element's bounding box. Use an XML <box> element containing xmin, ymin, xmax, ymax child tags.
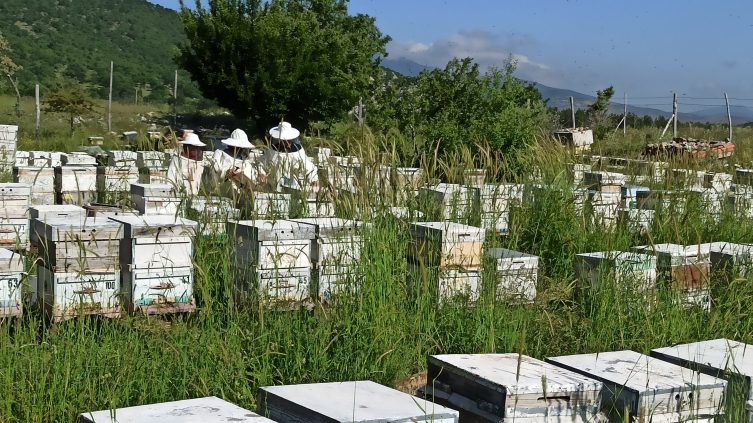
<box><xmin>1</xmin><ymin>96</ymin><xmax>752</xmax><ymax>422</ymax></box>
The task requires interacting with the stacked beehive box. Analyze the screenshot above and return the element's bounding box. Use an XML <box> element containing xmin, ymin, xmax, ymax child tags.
<box><xmin>728</xmin><ymin>184</ymin><xmax>753</xmax><ymax>218</ymax></box>
<box><xmin>736</xmin><ymin>169</ymin><xmax>753</xmax><ymax>186</ymax></box>
<box><xmin>258</xmin><ymin>381</ymin><xmax>459</xmax><ymax>423</ymax></box>
<box><xmin>137</xmin><ymin>151</ymin><xmax>169</xmax><ymax>184</ymax></box>
<box><xmin>107</xmin><ymin>150</ymin><xmax>138</xmax><ymax>167</ymax></box>
<box><xmin>0</xmin><ymin>183</ymin><xmax>31</xmax><ymax>250</ymax></box>
<box><xmin>14</xmin><ymin>151</ymin><xmax>29</xmax><ymax>167</ymax></box>
<box><xmin>0</xmin><ymin>248</ymin><xmax>25</xmax><ymax>319</ymax></box>
<box><xmin>111</xmin><ymin>215</ymin><xmax>197</xmax><ymax>315</ymax></box>
<box><xmin>28</xmin><ymin>151</ymin><xmax>57</xmax><ymax>167</ymax></box>
<box><xmin>478</xmin><ymin>184</ymin><xmax>522</xmax><ymax>235</ymax></box>
<box><xmin>55</xmin><ymin>166</ymin><xmax>97</xmax><ymax>205</ymax></box>
<box><xmin>189</xmin><ymin>197</ymin><xmax>239</xmax><ymax>236</ymax></box>
<box><xmin>285</xmin><ymin>187</ymin><xmax>335</xmax><ymax>218</ymax></box>
<box><xmin>61</xmin><ymin>152</ymin><xmax>97</xmax><ymax>166</ymax></box>
<box><xmin>83</xmin><ymin>203</ymin><xmax>135</xmax><ymax>219</ymax></box>
<box><xmin>312</xmin><ymin>147</ymin><xmax>331</xmax><ymax>166</ymax></box>
<box><xmin>419</xmin><ymin>183</ymin><xmax>480</xmax><ymax>223</ymax></box>
<box><xmin>228</xmin><ymin>219</ymin><xmax>315</xmax><ymax>304</ymax></box>
<box><xmin>636</xmin><ymin>189</ymin><xmax>687</xmax><ymax>214</ymax></box>
<box><xmin>575</xmin><ymin>251</ymin><xmax>657</xmax><ymax>300</ymax></box>
<box><xmin>632</xmin><ymin>243</ymin><xmax>717</xmax><ymax>311</ymax></box>
<box><xmin>547</xmin><ymin>350</ymin><xmax>727</xmax><ymax>423</ymax></box>
<box><xmin>710</xmin><ymin>242</ymin><xmax>753</xmax><ymax>277</ymax></box>
<box><xmin>0</xmin><ymin>125</ymin><xmax>18</xmax><ymax>172</ymax></box>
<box><xmin>670</xmin><ymin>168</ymin><xmax>705</xmax><ymax>190</ymax></box>
<box><xmin>584</xmin><ymin>171</ymin><xmax>625</xmax><ymax>193</ymax></box>
<box><xmin>462</xmin><ymin>168</ymin><xmax>486</xmax><ymax>186</ymax></box>
<box><xmin>291</xmin><ymin>218</ymin><xmax>363</xmax><ymax>301</ymax></box>
<box><xmin>651</xmin><ymin>338</ymin><xmax>753</xmax><ymax>423</ymax></box>
<box><xmin>250</xmin><ymin>192</ymin><xmax>291</xmax><ymax>219</ymax></box>
<box><xmin>81</xmin><ymin>397</ymin><xmax>275</xmax><ymax>423</ymax></box>
<box><xmin>485</xmin><ymin>248</ymin><xmax>538</xmax><ymax>303</ymax></box>
<box><xmin>131</xmin><ymin>184</ymin><xmax>181</xmax><ymax>215</ymax></box>
<box><xmin>327</xmin><ymin>156</ymin><xmax>360</xmax><ymax>193</ymax></box>
<box><xmin>392</xmin><ymin>167</ymin><xmax>423</xmax><ymax>204</ymax></box>
<box><xmin>97</xmin><ymin>165</ymin><xmax>140</xmax><ymax>193</ymax></box>
<box><xmin>586</xmin><ymin>191</ymin><xmax>621</xmax><ymax>228</ymax></box>
<box><xmin>617</xmin><ymin>208</ymin><xmax>654</xmax><ymax>233</ymax></box>
<box><xmin>37</xmin><ymin>216</ymin><xmax>123</xmax><ymax>321</ymax></box>
<box><xmin>29</xmin><ymin>205</ymin><xmax>86</xmax><ymax>254</ymax></box>
<box><xmin>14</xmin><ymin>166</ymin><xmax>55</xmax><ymax>205</ymax></box>
<box><xmin>567</xmin><ymin>162</ymin><xmax>591</xmax><ymax>185</ymax></box>
<box><xmin>408</xmin><ymin>221</ymin><xmax>485</xmax><ymax>303</ymax></box>
<box><xmin>422</xmin><ymin>354</ymin><xmax>603</xmax><ymax>422</ymax></box>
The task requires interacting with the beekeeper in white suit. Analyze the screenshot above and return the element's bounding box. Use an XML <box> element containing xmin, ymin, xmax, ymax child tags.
<box><xmin>207</xmin><ymin>128</ymin><xmax>264</xmax><ymax>198</ymax></box>
<box><xmin>166</xmin><ymin>133</ymin><xmax>205</xmax><ymax>196</ymax></box>
<box><xmin>261</xmin><ymin>122</ymin><xmax>318</xmax><ymax>191</ymax></box>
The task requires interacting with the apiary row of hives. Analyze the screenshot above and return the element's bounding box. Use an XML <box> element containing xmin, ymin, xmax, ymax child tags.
<box><xmin>77</xmin><ymin>337</ymin><xmax>752</xmax><ymax>423</ymax></box>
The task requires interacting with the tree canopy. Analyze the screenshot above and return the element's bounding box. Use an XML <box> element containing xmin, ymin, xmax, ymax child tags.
<box><xmin>43</xmin><ymin>81</ymin><xmax>97</xmax><ymax>137</ymax></box>
<box><xmin>176</xmin><ymin>0</ymin><xmax>391</xmax><ymax>132</ymax></box>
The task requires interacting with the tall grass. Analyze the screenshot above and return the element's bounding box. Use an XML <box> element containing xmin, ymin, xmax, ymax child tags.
<box><xmin>0</xmin><ymin>106</ymin><xmax>752</xmax><ymax>422</ymax></box>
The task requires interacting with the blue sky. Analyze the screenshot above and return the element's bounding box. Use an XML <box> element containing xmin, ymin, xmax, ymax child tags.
<box><xmin>153</xmin><ymin>0</ymin><xmax>752</xmax><ymax>112</ymax></box>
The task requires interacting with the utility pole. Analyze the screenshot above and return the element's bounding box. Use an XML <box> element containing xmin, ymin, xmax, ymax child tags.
<box><xmin>108</xmin><ymin>61</ymin><xmax>113</xmax><ymax>134</ymax></box>
<box><xmin>570</xmin><ymin>96</ymin><xmax>575</xmax><ymax>128</ymax></box>
<box><xmin>35</xmin><ymin>84</ymin><xmax>40</xmax><ymax>137</ymax></box>
<box><xmin>623</xmin><ymin>93</ymin><xmax>627</xmax><ymax>136</ymax></box>
<box><xmin>725</xmin><ymin>93</ymin><xmax>732</xmax><ymax>141</ymax></box>
<box><xmin>673</xmin><ymin>93</ymin><xmax>678</xmax><ymax>139</ymax></box>
<box><xmin>173</xmin><ymin>70</ymin><xmax>178</xmax><ymax>128</ymax></box>
<box><xmin>135</xmin><ymin>87</ymin><xmax>138</xmax><ymax>105</ymax></box>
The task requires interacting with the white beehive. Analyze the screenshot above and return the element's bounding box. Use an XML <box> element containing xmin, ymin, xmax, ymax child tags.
<box><xmin>327</xmin><ymin>156</ymin><xmax>360</xmax><ymax>192</ymax></box>
<box><xmin>419</xmin><ymin>183</ymin><xmax>479</xmax><ymax>222</ymax></box>
<box><xmin>0</xmin><ymin>125</ymin><xmax>18</xmax><ymax>171</ymax></box>
<box><xmin>423</xmin><ymin>354</ymin><xmax>603</xmax><ymax>422</ymax></box>
<box><xmin>138</xmin><ymin>166</ymin><xmax>169</xmax><ymax>184</ymax></box>
<box><xmin>409</xmin><ymin>221</ymin><xmax>485</xmax><ymax>270</ymax></box>
<box><xmin>478</xmin><ymin>184</ymin><xmax>522</xmax><ymax>235</ymax></box>
<box><xmin>620</xmin><ymin>185</ymin><xmax>648</xmax><ymax>210</ymax></box>
<box><xmin>312</xmin><ymin>147</ymin><xmax>331</xmax><ymax>165</ymax></box>
<box><xmin>61</xmin><ymin>152</ymin><xmax>97</xmax><ymax>166</ymax></box>
<box><xmin>228</xmin><ymin>219</ymin><xmax>315</xmax><ymax>303</ymax></box>
<box><xmin>631</xmin><ymin>243</ymin><xmax>717</xmax><ymax>310</ymax></box>
<box><xmin>189</xmin><ymin>198</ymin><xmax>239</xmax><ymax>236</ymax></box>
<box><xmin>567</xmin><ymin>163</ymin><xmax>592</xmax><ymax>185</ymax></box>
<box><xmin>250</xmin><ymin>192</ymin><xmax>290</xmax><ymax>219</ymax></box>
<box><xmin>636</xmin><ymin>190</ymin><xmax>686</xmax><ymax>213</ymax></box>
<box><xmin>290</xmin><ymin>218</ymin><xmax>363</xmax><ymax>300</ymax></box>
<box><xmin>587</xmin><ymin>191</ymin><xmax>620</xmax><ymax>228</ymax></box>
<box><xmin>554</xmin><ymin>129</ymin><xmax>594</xmax><ymax>147</ymax></box>
<box><xmin>0</xmin><ymin>183</ymin><xmax>31</xmax><ymax>249</ymax></box>
<box><xmin>584</xmin><ymin>171</ymin><xmax>624</xmax><ymax>193</ymax></box>
<box><xmin>14</xmin><ymin>151</ymin><xmax>30</xmax><ymax>167</ymax></box>
<box><xmin>107</xmin><ymin>150</ymin><xmax>138</xmax><ymax>167</ymax></box>
<box><xmin>636</xmin><ymin>160</ymin><xmax>666</xmax><ymax>181</ymax></box>
<box><xmin>14</xmin><ymin>166</ymin><xmax>55</xmax><ymax>205</ymax></box>
<box><xmin>617</xmin><ymin>208</ymin><xmax>654</xmax><ymax>233</ymax></box>
<box><xmin>463</xmin><ymin>168</ymin><xmax>487</xmax><ymax>186</ymax></box>
<box><xmin>28</xmin><ymin>151</ymin><xmax>53</xmax><ymax>167</ymax></box>
<box><xmin>407</xmin><ymin>262</ymin><xmax>481</xmax><ymax>303</ymax></box>
<box><xmin>110</xmin><ymin>215</ymin><xmax>197</xmax><ymax>315</ymax></box>
<box><xmin>736</xmin><ymin>169</ymin><xmax>753</xmax><ymax>186</ymax></box>
<box><xmin>575</xmin><ymin>251</ymin><xmax>656</xmax><ymax>296</ymax></box>
<box><xmin>28</xmin><ymin>205</ymin><xmax>86</xmax><ymax>253</ymax></box>
<box><xmin>547</xmin><ymin>350</ymin><xmax>727</xmax><ymax>423</ymax></box>
<box><xmin>54</xmin><ymin>166</ymin><xmax>97</xmax><ymax>205</ymax></box>
<box><xmin>0</xmin><ymin>248</ymin><xmax>25</xmax><ymax>318</ymax></box>
<box><xmin>703</xmin><ymin>172</ymin><xmax>733</xmax><ymax>192</ymax></box>
<box><xmin>710</xmin><ymin>242</ymin><xmax>753</xmax><ymax>277</ymax></box>
<box><xmin>96</xmin><ymin>166</ymin><xmax>140</xmax><ymax>192</ymax></box>
<box><xmin>37</xmin><ymin>216</ymin><xmax>123</xmax><ymax>321</ymax></box>
<box><xmin>83</xmin><ymin>203</ymin><xmax>137</xmax><ymax>219</ymax></box>
<box><xmin>131</xmin><ymin>183</ymin><xmax>181</xmax><ymax>215</ymax></box>
<box><xmin>80</xmin><ymin>396</ymin><xmax>274</xmax><ymax>423</ymax></box>
<box><xmin>651</xmin><ymin>338</ymin><xmax>753</xmax><ymax>423</ymax></box>
<box><xmin>670</xmin><ymin>169</ymin><xmax>705</xmax><ymax>190</ymax></box>
<box><xmin>486</xmin><ymin>248</ymin><xmax>538</xmax><ymax>303</ymax></box>
<box><xmin>136</xmin><ymin>151</ymin><xmax>168</xmax><ymax>168</ymax></box>
<box><xmin>258</xmin><ymin>381</ymin><xmax>459</xmax><ymax>423</ymax></box>
<box><xmin>392</xmin><ymin>167</ymin><xmax>423</xmax><ymax>203</ymax></box>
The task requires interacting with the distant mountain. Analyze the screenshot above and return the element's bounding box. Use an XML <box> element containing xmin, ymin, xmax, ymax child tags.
<box><xmin>381</xmin><ymin>59</ymin><xmax>751</xmax><ymax>124</ymax></box>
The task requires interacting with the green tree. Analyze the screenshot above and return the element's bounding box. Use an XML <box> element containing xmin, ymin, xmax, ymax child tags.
<box><xmin>587</xmin><ymin>86</ymin><xmax>614</xmax><ymax>138</ymax></box>
<box><xmin>43</xmin><ymin>81</ymin><xmax>97</xmax><ymax>137</ymax></box>
<box><xmin>176</xmin><ymin>0</ymin><xmax>390</xmax><ymax>132</ymax></box>
<box><xmin>0</xmin><ymin>30</ymin><xmax>22</xmax><ymax>116</ymax></box>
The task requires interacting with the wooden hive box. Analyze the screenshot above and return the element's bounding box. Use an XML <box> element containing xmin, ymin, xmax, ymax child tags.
<box><xmin>410</xmin><ymin>221</ymin><xmax>485</xmax><ymax>269</ymax></box>
<box><xmin>617</xmin><ymin>208</ymin><xmax>654</xmax><ymax>233</ymax></box>
<box><xmin>554</xmin><ymin>129</ymin><xmax>594</xmax><ymax>147</ymax></box>
<box><xmin>710</xmin><ymin>242</ymin><xmax>753</xmax><ymax>277</ymax></box>
<box><xmin>107</xmin><ymin>150</ymin><xmax>138</xmax><ymax>167</ymax></box>
<box><xmin>636</xmin><ymin>190</ymin><xmax>686</xmax><ymax>213</ymax></box>
<box><xmin>138</xmin><ymin>166</ymin><xmax>169</xmax><ymax>184</ymax></box>
<box><xmin>547</xmin><ymin>350</ymin><xmax>727</xmax><ymax>423</ymax></box>
<box><xmin>61</xmin><ymin>152</ymin><xmax>97</xmax><ymax>166</ymax></box>
<box><xmin>651</xmin><ymin>339</ymin><xmax>753</xmax><ymax>423</ymax></box>
<box><xmin>584</xmin><ymin>171</ymin><xmax>624</xmax><ymax>193</ymax></box>
<box><xmin>37</xmin><ymin>216</ymin><xmax>123</xmax><ymax>273</ymax></box>
<box><xmin>189</xmin><ymin>198</ymin><xmax>239</xmax><ymax>236</ymax></box>
<box><xmin>0</xmin><ymin>183</ymin><xmax>31</xmax><ymax>249</ymax></box>
<box><xmin>14</xmin><ymin>166</ymin><xmax>55</xmax><ymax>205</ymax></box>
<box><xmin>136</xmin><ymin>151</ymin><xmax>168</xmax><ymax>168</ymax></box>
<box><xmin>131</xmin><ymin>183</ymin><xmax>181</xmax><ymax>215</ymax></box>
<box><xmin>29</xmin><ymin>205</ymin><xmax>86</xmax><ymax>253</ymax></box>
<box><xmin>227</xmin><ymin>219</ymin><xmax>315</xmax><ymax>303</ymax></box>
<box><xmin>575</xmin><ymin>251</ymin><xmax>656</xmax><ymax>296</ymax></box>
<box><xmin>80</xmin><ymin>396</ymin><xmax>274</xmax><ymax>423</ymax></box>
<box><xmin>586</xmin><ymin>191</ymin><xmax>621</xmax><ymax>228</ymax></box>
<box><xmin>463</xmin><ymin>169</ymin><xmax>487</xmax><ymax>187</ymax></box>
<box><xmin>54</xmin><ymin>166</ymin><xmax>98</xmax><ymax>205</ymax></box>
<box><xmin>406</xmin><ymin>262</ymin><xmax>481</xmax><ymax>304</ymax></box>
<box><xmin>110</xmin><ymin>215</ymin><xmax>197</xmax><ymax>315</ymax></box>
<box><xmin>423</xmin><ymin>354</ymin><xmax>603</xmax><ymax>422</ymax></box>
<box><xmin>290</xmin><ymin>217</ymin><xmax>363</xmax><ymax>300</ymax></box>
<box><xmin>478</xmin><ymin>184</ymin><xmax>523</xmax><ymax>235</ymax></box>
<box><xmin>736</xmin><ymin>169</ymin><xmax>753</xmax><ymax>187</ymax></box>
<box><xmin>14</xmin><ymin>151</ymin><xmax>30</xmax><ymax>167</ymax></box>
<box><xmin>392</xmin><ymin>167</ymin><xmax>423</xmax><ymax>203</ymax></box>
<box><xmin>418</xmin><ymin>183</ymin><xmax>480</xmax><ymax>222</ymax></box>
<box><xmin>486</xmin><ymin>248</ymin><xmax>538</xmax><ymax>303</ymax></box>
<box><xmin>83</xmin><ymin>203</ymin><xmax>137</xmax><ymax>219</ymax></box>
<box><xmin>28</xmin><ymin>151</ymin><xmax>53</xmax><ymax>167</ymax></box>
<box><xmin>97</xmin><ymin>166</ymin><xmax>140</xmax><ymax>192</ymax></box>
<box><xmin>620</xmin><ymin>185</ymin><xmax>649</xmax><ymax>210</ymax></box>
<box><xmin>250</xmin><ymin>192</ymin><xmax>291</xmax><ymax>219</ymax></box>
<box><xmin>0</xmin><ymin>247</ymin><xmax>25</xmax><ymax>318</ymax></box>
<box><xmin>703</xmin><ymin>172</ymin><xmax>733</xmax><ymax>192</ymax></box>
<box><xmin>39</xmin><ymin>266</ymin><xmax>120</xmax><ymax>322</ymax></box>
<box><xmin>257</xmin><ymin>380</ymin><xmax>459</xmax><ymax>423</ymax></box>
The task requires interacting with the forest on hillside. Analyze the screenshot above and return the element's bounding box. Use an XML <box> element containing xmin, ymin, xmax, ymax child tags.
<box><xmin>0</xmin><ymin>0</ymin><xmax>207</xmax><ymax>105</ymax></box>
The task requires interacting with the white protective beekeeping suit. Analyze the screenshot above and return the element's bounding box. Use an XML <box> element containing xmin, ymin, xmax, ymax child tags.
<box><xmin>166</xmin><ymin>133</ymin><xmax>205</xmax><ymax>196</ymax></box>
<box><xmin>206</xmin><ymin>129</ymin><xmax>263</xmax><ymax>198</ymax></box>
<box><xmin>262</xmin><ymin>122</ymin><xmax>318</xmax><ymax>191</ymax></box>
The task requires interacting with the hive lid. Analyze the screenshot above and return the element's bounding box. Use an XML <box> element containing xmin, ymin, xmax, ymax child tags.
<box><xmin>108</xmin><ymin>215</ymin><xmax>198</xmax><ymax>238</ymax></box>
<box><xmin>577</xmin><ymin>251</ymin><xmax>656</xmax><ymax>267</ymax></box>
<box><xmin>259</xmin><ymin>380</ymin><xmax>458</xmax><ymax>422</ymax></box>
<box><xmin>131</xmin><ymin>183</ymin><xmax>178</xmax><ymax>197</ymax></box>
<box><xmin>229</xmin><ymin>219</ymin><xmax>316</xmax><ymax>241</ymax></box>
<box><xmin>29</xmin><ymin>204</ymin><xmax>86</xmax><ymax>219</ymax></box>
<box><xmin>546</xmin><ymin>350</ymin><xmax>726</xmax><ymax>394</ymax></box>
<box><xmin>651</xmin><ymin>338</ymin><xmax>753</xmax><ymax>379</ymax></box>
<box><xmin>411</xmin><ymin>221</ymin><xmax>485</xmax><ymax>241</ymax></box>
<box><xmin>429</xmin><ymin>354</ymin><xmax>603</xmax><ymax>395</ymax></box>
<box><xmin>486</xmin><ymin>248</ymin><xmax>537</xmax><ymax>262</ymax></box>
<box><xmin>0</xmin><ymin>183</ymin><xmax>31</xmax><ymax>196</ymax></box>
<box><xmin>80</xmin><ymin>396</ymin><xmax>273</xmax><ymax>423</ymax></box>
<box><xmin>39</xmin><ymin>216</ymin><xmax>123</xmax><ymax>241</ymax></box>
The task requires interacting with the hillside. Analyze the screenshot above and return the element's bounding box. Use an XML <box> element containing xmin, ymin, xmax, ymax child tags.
<box><xmin>0</xmin><ymin>0</ymin><xmax>203</xmax><ymax>103</ymax></box>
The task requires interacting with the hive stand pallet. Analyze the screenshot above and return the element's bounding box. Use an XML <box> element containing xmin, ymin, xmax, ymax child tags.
<box><xmin>651</xmin><ymin>339</ymin><xmax>753</xmax><ymax>423</ymax></box>
<box><xmin>422</xmin><ymin>354</ymin><xmax>603</xmax><ymax>422</ymax></box>
<box><xmin>257</xmin><ymin>380</ymin><xmax>459</xmax><ymax>423</ymax></box>
<box><xmin>546</xmin><ymin>350</ymin><xmax>727</xmax><ymax>423</ymax></box>
<box><xmin>80</xmin><ymin>396</ymin><xmax>274</xmax><ymax>423</ymax></box>
<box><xmin>110</xmin><ymin>215</ymin><xmax>198</xmax><ymax>316</ymax></box>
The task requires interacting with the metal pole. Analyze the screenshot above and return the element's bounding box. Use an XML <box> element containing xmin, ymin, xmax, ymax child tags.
<box><xmin>725</xmin><ymin>93</ymin><xmax>732</xmax><ymax>141</ymax></box>
<box><xmin>570</xmin><ymin>96</ymin><xmax>575</xmax><ymax>128</ymax></box>
<box><xmin>673</xmin><ymin>93</ymin><xmax>678</xmax><ymax>139</ymax></box>
<box><xmin>35</xmin><ymin>84</ymin><xmax>40</xmax><ymax>137</ymax></box>
<box><xmin>623</xmin><ymin>93</ymin><xmax>627</xmax><ymax>136</ymax></box>
<box><xmin>108</xmin><ymin>61</ymin><xmax>113</xmax><ymax>133</ymax></box>
<box><xmin>173</xmin><ymin>70</ymin><xmax>178</xmax><ymax>128</ymax></box>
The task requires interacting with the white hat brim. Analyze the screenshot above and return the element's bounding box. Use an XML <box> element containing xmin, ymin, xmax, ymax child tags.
<box><xmin>221</xmin><ymin>138</ymin><xmax>254</xmax><ymax>149</ymax></box>
<box><xmin>269</xmin><ymin>126</ymin><xmax>300</xmax><ymax>140</ymax></box>
<box><xmin>179</xmin><ymin>140</ymin><xmax>206</xmax><ymax>147</ymax></box>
